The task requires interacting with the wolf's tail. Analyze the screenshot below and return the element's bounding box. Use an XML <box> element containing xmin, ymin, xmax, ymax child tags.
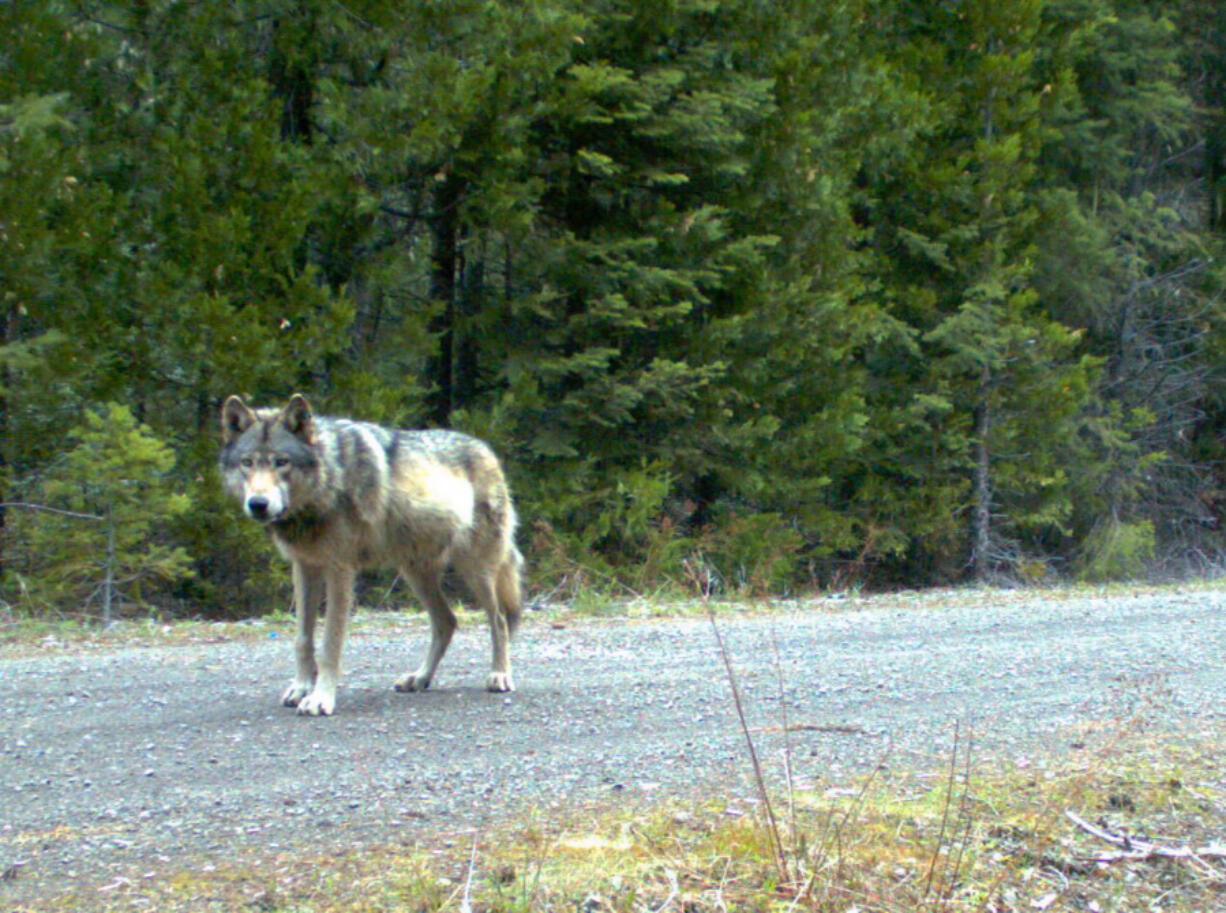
<box><xmin>499</xmin><ymin>546</ymin><xmax>524</xmax><ymax>636</ymax></box>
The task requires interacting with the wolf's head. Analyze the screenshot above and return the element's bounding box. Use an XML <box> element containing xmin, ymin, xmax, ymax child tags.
<box><xmin>219</xmin><ymin>394</ymin><xmax>318</xmax><ymax>523</ymax></box>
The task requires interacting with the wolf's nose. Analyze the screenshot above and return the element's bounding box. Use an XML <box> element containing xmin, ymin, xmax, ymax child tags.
<box><xmin>247</xmin><ymin>495</ymin><xmax>270</xmax><ymax>518</ymax></box>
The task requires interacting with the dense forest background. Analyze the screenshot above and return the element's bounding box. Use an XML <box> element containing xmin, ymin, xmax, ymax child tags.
<box><xmin>3</xmin><ymin>0</ymin><xmax>1226</xmax><ymax>619</ymax></box>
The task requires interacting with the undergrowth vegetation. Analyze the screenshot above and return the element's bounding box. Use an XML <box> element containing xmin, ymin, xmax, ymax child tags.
<box><xmin>43</xmin><ymin>736</ymin><xmax>1223</xmax><ymax>913</ymax></box>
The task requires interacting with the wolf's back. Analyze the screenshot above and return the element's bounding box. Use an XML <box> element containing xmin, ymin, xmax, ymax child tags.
<box><xmin>396</xmin><ymin>430</ymin><xmax>523</xmax><ymax>629</ymax></box>
<box><xmin>397</xmin><ymin>428</ymin><xmax>514</xmax><ymax>505</ymax></box>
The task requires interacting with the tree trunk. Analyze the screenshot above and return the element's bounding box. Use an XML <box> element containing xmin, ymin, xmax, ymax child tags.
<box><xmin>972</xmin><ymin>71</ymin><xmax>997</xmax><ymax>583</ymax></box>
<box><xmin>427</xmin><ymin>174</ymin><xmax>463</xmax><ymax>426</ymax></box>
<box><xmin>269</xmin><ymin>4</ymin><xmax>316</xmax><ymax>144</ymax></box>
<box><xmin>454</xmin><ymin>237</ymin><xmax>483</xmax><ymax>407</ymax></box>
<box><xmin>0</xmin><ymin>305</ymin><xmax>18</xmax><ymax>577</ymax></box>
<box><xmin>1208</xmin><ymin>125</ymin><xmax>1226</xmax><ymax>233</ymax></box>
<box><xmin>972</xmin><ymin>363</ymin><xmax>993</xmax><ymax>583</ymax></box>
<box><xmin>103</xmin><ymin>496</ymin><xmax>116</xmax><ymax>626</ymax></box>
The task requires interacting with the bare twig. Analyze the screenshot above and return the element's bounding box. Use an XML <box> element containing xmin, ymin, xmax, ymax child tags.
<box><xmin>373</xmin><ymin>573</ymin><xmax>402</xmax><ymax>611</ymax></box>
<box><xmin>924</xmin><ymin>720</ymin><xmax>962</xmax><ymax>901</ymax></box>
<box><xmin>0</xmin><ymin>502</ymin><xmax>102</xmax><ymax>521</ymax></box>
<box><xmin>778</xmin><ymin>723</ymin><xmax>866</xmax><ymax>735</ymax></box>
<box><xmin>942</xmin><ymin>725</ymin><xmax>976</xmax><ymax>906</ymax></box>
<box><xmin>708</xmin><ymin>610</ymin><xmax>789</xmax><ymax>885</ymax></box>
<box><xmin>689</xmin><ymin>552</ymin><xmax>789</xmax><ymax>888</ymax></box>
<box><xmin>459</xmin><ymin>833</ymin><xmax>479</xmax><ymax>913</ymax></box>
<box><xmin>654</xmin><ymin>868</ymin><xmax>679</xmax><ymax>913</ymax></box>
<box><xmin>1065</xmin><ymin>810</ymin><xmax>1226</xmax><ymax>872</ymax></box>
<box><xmin>770</xmin><ymin>626</ymin><xmax>798</xmax><ymax>862</ymax></box>
<box><xmin>811</xmin><ymin>740</ymin><xmax>893</xmax><ymax>893</ymax></box>
<box><xmin>524</xmin><ymin>577</ymin><xmax>570</xmax><ymax>612</ymax></box>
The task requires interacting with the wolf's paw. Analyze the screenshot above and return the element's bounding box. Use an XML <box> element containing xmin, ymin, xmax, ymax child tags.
<box><xmin>281</xmin><ymin>681</ymin><xmax>312</xmax><ymax>707</ymax></box>
<box><xmin>486</xmin><ymin>671</ymin><xmax>515</xmax><ymax>693</ymax></box>
<box><xmin>295</xmin><ymin>688</ymin><xmax>336</xmax><ymax>716</ymax></box>
<box><xmin>393</xmin><ymin>672</ymin><xmax>431</xmax><ymax>693</ymax></box>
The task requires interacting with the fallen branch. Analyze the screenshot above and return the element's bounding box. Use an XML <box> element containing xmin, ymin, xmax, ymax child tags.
<box><xmin>1065</xmin><ymin>810</ymin><xmax>1226</xmax><ymax>877</ymax></box>
<box><xmin>750</xmin><ymin>723</ymin><xmax>866</xmax><ymax>736</ymax></box>
<box><xmin>784</xmin><ymin>723</ymin><xmax>866</xmax><ymax>735</ymax></box>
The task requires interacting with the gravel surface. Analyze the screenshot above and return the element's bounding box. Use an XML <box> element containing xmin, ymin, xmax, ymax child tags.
<box><xmin>2</xmin><ymin>587</ymin><xmax>1224</xmax><ymax>905</ymax></box>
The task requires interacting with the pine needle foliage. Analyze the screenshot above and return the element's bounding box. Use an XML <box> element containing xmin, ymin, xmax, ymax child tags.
<box><xmin>2</xmin><ymin>0</ymin><xmax>1225</xmax><ymax>614</ymax></box>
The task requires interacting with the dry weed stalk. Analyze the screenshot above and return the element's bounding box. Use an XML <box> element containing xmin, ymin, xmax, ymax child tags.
<box><xmin>922</xmin><ymin>720</ymin><xmax>976</xmax><ymax>910</ymax></box>
<box><xmin>684</xmin><ymin>555</ymin><xmax>791</xmax><ymax>888</ymax></box>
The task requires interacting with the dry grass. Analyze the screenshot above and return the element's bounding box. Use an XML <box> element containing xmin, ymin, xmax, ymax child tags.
<box><xmin>23</xmin><ymin>733</ymin><xmax>1223</xmax><ymax>913</ymax></box>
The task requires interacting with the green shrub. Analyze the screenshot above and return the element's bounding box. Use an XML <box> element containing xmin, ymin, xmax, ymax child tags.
<box><xmin>1077</xmin><ymin>518</ymin><xmax>1156</xmax><ymax>583</ymax></box>
<box><xmin>700</xmin><ymin>510</ymin><xmax>804</xmax><ymax>597</ymax></box>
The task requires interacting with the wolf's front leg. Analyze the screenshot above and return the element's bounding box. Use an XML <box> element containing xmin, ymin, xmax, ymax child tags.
<box><xmin>296</xmin><ymin>567</ymin><xmax>354</xmax><ymax>716</ymax></box>
<box><xmin>282</xmin><ymin>562</ymin><xmax>324</xmax><ymax>708</ymax></box>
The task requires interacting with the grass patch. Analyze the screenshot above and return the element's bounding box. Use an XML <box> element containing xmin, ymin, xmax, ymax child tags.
<box><xmin>25</xmin><ymin>736</ymin><xmax>1223</xmax><ymax>913</ymax></box>
<box><xmin>0</xmin><ymin>612</ymin><xmax>296</xmax><ymax>655</ymax></box>
<box><xmin>5</xmin><ymin>579</ymin><xmax>1224</xmax><ymax>653</ymax></box>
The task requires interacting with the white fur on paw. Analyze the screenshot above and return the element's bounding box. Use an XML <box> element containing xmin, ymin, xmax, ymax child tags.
<box><xmin>296</xmin><ymin>689</ymin><xmax>335</xmax><ymax>716</ymax></box>
<box><xmin>394</xmin><ymin>672</ymin><xmax>430</xmax><ymax>693</ymax></box>
<box><xmin>486</xmin><ymin>671</ymin><xmax>515</xmax><ymax>693</ymax></box>
<box><xmin>282</xmin><ymin>682</ymin><xmax>312</xmax><ymax>707</ymax></box>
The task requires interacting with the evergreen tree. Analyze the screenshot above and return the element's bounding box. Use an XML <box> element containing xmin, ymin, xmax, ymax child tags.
<box><xmin>3</xmin><ymin>0</ymin><xmax>1225</xmax><ymax>609</ymax></box>
<box><xmin>0</xmin><ymin>93</ymin><xmax>74</xmax><ymax>575</ymax></box>
<box><xmin>860</xmin><ymin>0</ymin><xmax>1102</xmax><ymax>581</ymax></box>
<box><xmin>1034</xmin><ymin>0</ymin><xmax>1214</xmax><ymax>574</ymax></box>
<box><xmin>13</xmin><ymin>404</ymin><xmax>192</xmax><ymax>620</ymax></box>
<box><xmin>467</xmin><ymin>0</ymin><xmax>782</xmax><ymax>563</ymax></box>
<box><xmin>689</xmin><ymin>0</ymin><xmax>917</xmax><ymax>582</ymax></box>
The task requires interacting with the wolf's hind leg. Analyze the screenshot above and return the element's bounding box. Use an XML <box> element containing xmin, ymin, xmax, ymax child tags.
<box><xmin>394</xmin><ymin>571</ymin><xmax>457</xmax><ymax>692</ymax></box>
<box><xmin>282</xmin><ymin>562</ymin><xmax>324</xmax><ymax>708</ymax></box>
<box><xmin>465</xmin><ymin>566</ymin><xmax>515</xmax><ymax>693</ymax></box>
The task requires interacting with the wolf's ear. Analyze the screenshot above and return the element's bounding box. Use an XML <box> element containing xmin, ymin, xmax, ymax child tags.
<box><xmin>282</xmin><ymin>393</ymin><xmax>315</xmax><ymax>441</ymax></box>
<box><xmin>221</xmin><ymin>396</ymin><xmax>255</xmax><ymax>443</ymax></box>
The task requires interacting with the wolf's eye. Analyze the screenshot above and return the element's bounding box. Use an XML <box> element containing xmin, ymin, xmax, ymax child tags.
<box><xmin>274</xmin><ymin>457</ymin><xmax>290</xmax><ymax>469</ymax></box>
<box><xmin>240</xmin><ymin>457</ymin><xmax>254</xmax><ymax>469</ymax></box>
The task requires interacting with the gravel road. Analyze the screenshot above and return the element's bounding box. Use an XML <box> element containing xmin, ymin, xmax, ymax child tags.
<box><xmin>2</xmin><ymin>587</ymin><xmax>1224</xmax><ymax>905</ymax></box>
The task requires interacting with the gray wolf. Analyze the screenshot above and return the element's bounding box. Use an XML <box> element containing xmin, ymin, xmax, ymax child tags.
<box><xmin>219</xmin><ymin>393</ymin><xmax>522</xmax><ymax>716</ymax></box>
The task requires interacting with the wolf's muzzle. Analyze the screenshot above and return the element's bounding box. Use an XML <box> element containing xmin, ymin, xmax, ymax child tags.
<box><xmin>246</xmin><ymin>495</ymin><xmax>272</xmax><ymax>520</ymax></box>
